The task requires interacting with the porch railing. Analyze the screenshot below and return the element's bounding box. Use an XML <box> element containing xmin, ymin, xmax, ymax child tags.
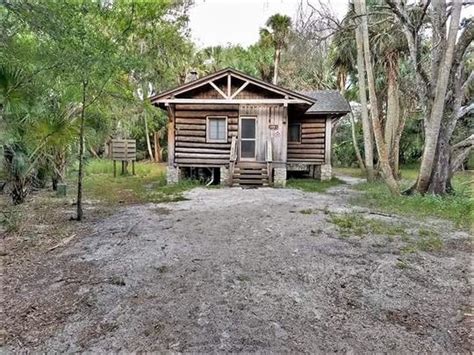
<box><xmin>265</xmin><ymin>140</ymin><xmax>273</xmax><ymax>186</ymax></box>
<box><xmin>229</xmin><ymin>135</ymin><xmax>237</xmax><ymax>186</ymax></box>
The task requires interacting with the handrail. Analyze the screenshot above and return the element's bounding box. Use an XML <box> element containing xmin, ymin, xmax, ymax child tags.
<box><xmin>229</xmin><ymin>136</ymin><xmax>237</xmax><ymax>186</ymax></box>
<box><xmin>230</xmin><ymin>136</ymin><xmax>237</xmax><ymax>162</ymax></box>
<box><xmin>266</xmin><ymin>141</ymin><xmax>273</xmax><ymax>186</ymax></box>
<box><xmin>265</xmin><ymin>140</ymin><xmax>273</xmax><ymax>163</ymax></box>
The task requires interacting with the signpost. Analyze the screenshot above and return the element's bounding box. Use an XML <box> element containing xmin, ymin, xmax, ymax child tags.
<box><xmin>110</xmin><ymin>139</ymin><xmax>136</xmax><ymax>177</ymax></box>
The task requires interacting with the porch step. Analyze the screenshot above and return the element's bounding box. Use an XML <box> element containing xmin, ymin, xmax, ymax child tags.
<box><xmin>232</xmin><ymin>163</ymin><xmax>270</xmax><ymax>187</ymax></box>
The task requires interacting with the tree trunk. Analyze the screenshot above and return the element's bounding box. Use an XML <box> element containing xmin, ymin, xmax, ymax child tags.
<box><xmin>350</xmin><ymin>112</ymin><xmax>366</xmax><ymax>172</ymax></box>
<box><xmin>273</xmin><ymin>47</ymin><xmax>280</xmax><ymax>85</ymax></box>
<box><xmin>392</xmin><ymin>107</ymin><xmax>407</xmax><ymax>179</ymax></box>
<box><xmin>415</xmin><ymin>1</ymin><xmax>462</xmax><ymax>194</ymax></box>
<box><xmin>3</xmin><ymin>146</ymin><xmax>29</xmax><ymax>204</ymax></box>
<box><xmin>385</xmin><ymin>53</ymin><xmax>401</xmax><ymax>177</ymax></box>
<box><xmin>76</xmin><ymin>79</ymin><xmax>87</xmax><ymax>221</ymax></box>
<box><xmin>353</xmin><ymin>10</ymin><xmax>374</xmax><ymax>182</ymax></box>
<box><xmin>427</xmin><ymin>119</ymin><xmax>452</xmax><ymax>194</ymax></box>
<box><xmin>154</xmin><ymin>131</ymin><xmax>162</xmax><ymax>162</ymax></box>
<box><xmin>358</xmin><ymin>0</ymin><xmax>399</xmax><ymax>195</ymax></box>
<box><xmin>144</xmin><ymin>114</ymin><xmax>155</xmax><ymax>162</ymax></box>
<box><xmin>52</xmin><ymin>149</ymin><xmax>66</xmax><ymax>191</ymax></box>
<box><xmin>89</xmin><ymin>145</ymin><xmax>100</xmax><ymax>159</ymax></box>
<box><xmin>450</xmin><ymin>134</ymin><xmax>474</xmax><ymax>176</ymax></box>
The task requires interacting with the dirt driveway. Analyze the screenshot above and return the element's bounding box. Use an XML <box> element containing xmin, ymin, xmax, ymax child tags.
<box><xmin>2</xmin><ymin>180</ymin><xmax>472</xmax><ymax>352</ymax></box>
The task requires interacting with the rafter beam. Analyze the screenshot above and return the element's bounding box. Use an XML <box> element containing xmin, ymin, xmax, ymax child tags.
<box><xmin>210</xmin><ymin>81</ymin><xmax>228</xmax><ymax>99</ymax></box>
<box><xmin>230</xmin><ymin>81</ymin><xmax>249</xmax><ymax>99</ymax></box>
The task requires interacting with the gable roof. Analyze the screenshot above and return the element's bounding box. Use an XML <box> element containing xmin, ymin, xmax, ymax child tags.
<box><xmin>302</xmin><ymin>91</ymin><xmax>351</xmax><ymax>114</ymax></box>
<box><xmin>149</xmin><ymin>68</ymin><xmax>317</xmax><ymax>104</ymax></box>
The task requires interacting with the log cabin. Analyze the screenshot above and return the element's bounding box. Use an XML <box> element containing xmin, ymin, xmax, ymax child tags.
<box><xmin>150</xmin><ymin>68</ymin><xmax>350</xmax><ymax>187</ymax></box>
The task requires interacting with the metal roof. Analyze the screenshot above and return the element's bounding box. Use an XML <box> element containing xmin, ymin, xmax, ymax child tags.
<box><xmin>302</xmin><ymin>90</ymin><xmax>351</xmax><ymax>115</ymax></box>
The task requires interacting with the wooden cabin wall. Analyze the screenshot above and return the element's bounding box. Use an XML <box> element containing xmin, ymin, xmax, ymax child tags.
<box><xmin>173</xmin><ymin>104</ymin><xmax>239</xmax><ymax>166</ymax></box>
<box><xmin>287</xmin><ymin>115</ymin><xmax>326</xmax><ymax>163</ymax></box>
<box><xmin>239</xmin><ymin>105</ymin><xmax>287</xmax><ymax>162</ymax></box>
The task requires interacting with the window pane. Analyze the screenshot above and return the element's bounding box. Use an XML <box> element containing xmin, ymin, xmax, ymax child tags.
<box><xmin>241</xmin><ymin>119</ymin><xmax>255</xmax><ymax>139</ymax></box>
<box><xmin>241</xmin><ymin>140</ymin><xmax>255</xmax><ymax>158</ymax></box>
<box><xmin>208</xmin><ymin>118</ymin><xmax>226</xmax><ymax>141</ymax></box>
<box><xmin>288</xmin><ymin>124</ymin><xmax>300</xmax><ymax>142</ymax></box>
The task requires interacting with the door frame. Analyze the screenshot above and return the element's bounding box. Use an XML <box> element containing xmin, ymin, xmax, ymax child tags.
<box><xmin>239</xmin><ymin>116</ymin><xmax>257</xmax><ymax>161</ymax></box>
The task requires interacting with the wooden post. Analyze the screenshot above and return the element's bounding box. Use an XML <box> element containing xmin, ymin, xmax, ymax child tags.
<box><xmin>121</xmin><ymin>161</ymin><xmax>125</xmax><ymax>175</ymax></box>
<box><xmin>132</xmin><ymin>160</ymin><xmax>135</xmax><ymax>175</ymax></box>
<box><xmin>113</xmin><ymin>160</ymin><xmax>116</xmax><ymax>177</ymax></box>
<box><xmin>167</xmin><ymin>105</ymin><xmax>175</xmax><ymax>166</ymax></box>
<box><xmin>325</xmin><ymin>116</ymin><xmax>332</xmax><ymax>164</ymax></box>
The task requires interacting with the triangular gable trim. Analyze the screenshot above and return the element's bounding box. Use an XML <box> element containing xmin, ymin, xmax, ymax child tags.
<box><xmin>149</xmin><ymin>68</ymin><xmax>316</xmax><ymax>104</ymax></box>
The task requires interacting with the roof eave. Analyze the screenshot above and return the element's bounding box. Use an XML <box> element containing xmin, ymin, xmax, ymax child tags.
<box><xmin>149</xmin><ymin>68</ymin><xmax>317</xmax><ymax>105</ymax></box>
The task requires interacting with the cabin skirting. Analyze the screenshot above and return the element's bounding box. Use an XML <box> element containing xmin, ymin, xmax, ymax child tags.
<box><xmin>167</xmin><ymin>166</ymin><xmax>182</xmax><ymax>184</ymax></box>
<box><xmin>273</xmin><ymin>167</ymin><xmax>287</xmax><ymax>187</ymax></box>
<box><xmin>315</xmin><ymin>164</ymin><xmax>332</xmax><ymax>181</ymax></box>
<box><xmin>220</xmin><ymin>166</ymin><xmax>230</xmax><ymax>185</ymax></box>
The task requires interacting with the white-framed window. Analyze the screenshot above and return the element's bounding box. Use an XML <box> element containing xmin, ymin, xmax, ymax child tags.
<box><xmin>288</xmin><ymin>123</ymin><xmax>301</xmax><ymax>143</ymax></box>
<box><xmin>206</xmin><ymin>116</ymin><xmax>228</xmax><ymax>142</ymax></box>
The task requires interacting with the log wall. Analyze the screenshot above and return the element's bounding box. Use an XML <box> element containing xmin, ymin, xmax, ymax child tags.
<box><xmin>287</xmin><ymin>115</ymin><xmax>327</xmax><ymax>163</ymax></box>
<box><xmin>173</xmin><ymin>104</ymin><xmax>238</xmax><ymax>166</ymax></box>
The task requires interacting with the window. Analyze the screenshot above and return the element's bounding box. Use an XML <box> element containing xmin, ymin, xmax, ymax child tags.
<box><xmin>288</xmin><ymin>124</ymin><xmax>301</xmax><ymax>143</ymax></box>
<box><xmin>207</xmin><ymin>116</ymin><xmax>227</xmax><ymax>142</ymax></box>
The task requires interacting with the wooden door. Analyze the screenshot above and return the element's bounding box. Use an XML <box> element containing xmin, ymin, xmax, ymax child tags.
<box><xmin>239</xmin><ymin>117</ymin><xmax>257</xmax><ymax>160</ymax></box>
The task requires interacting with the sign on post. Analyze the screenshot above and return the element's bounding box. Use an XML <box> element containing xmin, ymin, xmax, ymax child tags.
<box><xmin>110</xmin><ymin>139</ymin><xmax>137</xmax><ymax>176</ymax></box>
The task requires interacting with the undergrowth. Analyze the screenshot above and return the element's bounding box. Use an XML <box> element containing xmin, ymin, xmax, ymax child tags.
<box><xmin>76</xmin><ymin>160</ymin><xmax>200</xmax><ymax>204</ymax></box>
<box><xmin>336</xmin><ymin>167</ymin><xmax>473</xmax><ymax>229</ymax></box>
<box><xmin>328</xmin><ymin>212</ymin><xmax>444</xmax><ymax>253</ymax></box>
<box><xmin>287</xmin><ymin>177</ymin><xmax>343</xmax><ymax>193</ymax></box>
<box><xmin>352</xmin><ymin>181</ymin><xmax>472</xmax><ymax>229</ymax></box>
<box><xmin>328</xmin><ymin>213</ymin><xmax>406</xmax><ymax>237</ymax></box>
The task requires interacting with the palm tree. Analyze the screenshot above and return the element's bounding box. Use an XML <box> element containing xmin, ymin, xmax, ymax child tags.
<box><xmin>260</xmin><ymin>14</ymin><xmax>292</xmax><ymax>85</ymax></box>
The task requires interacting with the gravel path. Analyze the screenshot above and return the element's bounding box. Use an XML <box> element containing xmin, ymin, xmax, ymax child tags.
<box><xmin>2</xmin><ymin>181</ymin><xmax>472</xmax><ymax>352</ymax></box>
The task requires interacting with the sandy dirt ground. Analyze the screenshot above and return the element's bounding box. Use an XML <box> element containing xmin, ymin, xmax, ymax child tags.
<box><xmin>2</xmin><ymin>178</ymin><xmax>472</xmax><ymax>352</ymax></box>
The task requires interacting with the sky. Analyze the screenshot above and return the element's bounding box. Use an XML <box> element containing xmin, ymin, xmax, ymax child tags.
<box><xmin>188</xmin><ymin>0</ymin><xmax>474</xmax><ymax>48</ymax></box>
<box><xmin>188</xmin><ymin>0</ymin><xmax>350</xmax><ymax>48</ymax></box>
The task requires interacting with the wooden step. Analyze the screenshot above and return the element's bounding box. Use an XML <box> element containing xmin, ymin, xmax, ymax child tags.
<box><xmin>236</xmin><ymin>164</ymin><xmax>266</xmax><ymax>169</ymax></box>
<box><xmin>234</xmin><ymin>170</ymin><xmax>266</xmax><ymax>175</ymax></box>
<box><xmin>233</xmin><ymin>180</ymin><xmax>268</xmax><ymax>185</ymax></box>
<box><xmin>232</xmin><ymin>162</ymin><xmax>270</xmax><ymax>187</ymax></box>
<box><xmin>233</xmin><ymin>176</ymin><xmax>268</xmax><ymax>181</ymax></box>
<box><xmin>232</xmin><ymin>182</ymin><xmax>269</xmax><ymax>187</ymax></box>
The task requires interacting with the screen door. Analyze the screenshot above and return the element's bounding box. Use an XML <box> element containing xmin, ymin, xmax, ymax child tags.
<box><xmin>240</xmin><ymin>117</ymin><xmax>256</xmax><ymax>160</ymax></box>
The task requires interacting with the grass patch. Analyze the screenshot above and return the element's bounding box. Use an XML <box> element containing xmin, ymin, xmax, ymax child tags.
<box><xmin>401</xmin><ymin>229</ymin><xmax>443</xmax><ymax>254</ymax></box>
<box><xmin>415</xmin><ymin>229</ymin><xmax>443</xmax><ymax>252</ymax></box>
<box><xmin>396</xmin><ymin>259</ymin><xmax>410</xmax><ymax>269</ymax></box>
<box><xmin>328</xmin><ymin>213</ymin><xmax>407</xmax><ymax>237</ymax></box>
<box><xmin>352</xmin><ymin>173</ymin><xmax>473</xmax><ymax>229</ymax></box>
<box><xmin>334</xmin><ymin>166</ymin><xmax>421</xmax><ymax>180</ymax></box>
<box><xmin>287</xmin><ymin>177</ymin><xmax>343</xmax><ymax>193</ymax></box>
<box><xmin>72</xmin><ymin>159</ymin><xmax>200</xmax><ymax>205</ymax></box>
<box><xmin>329</xmin><ymin>212</ymin><xmax>444</xmax><ymax>253</ymax></box>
